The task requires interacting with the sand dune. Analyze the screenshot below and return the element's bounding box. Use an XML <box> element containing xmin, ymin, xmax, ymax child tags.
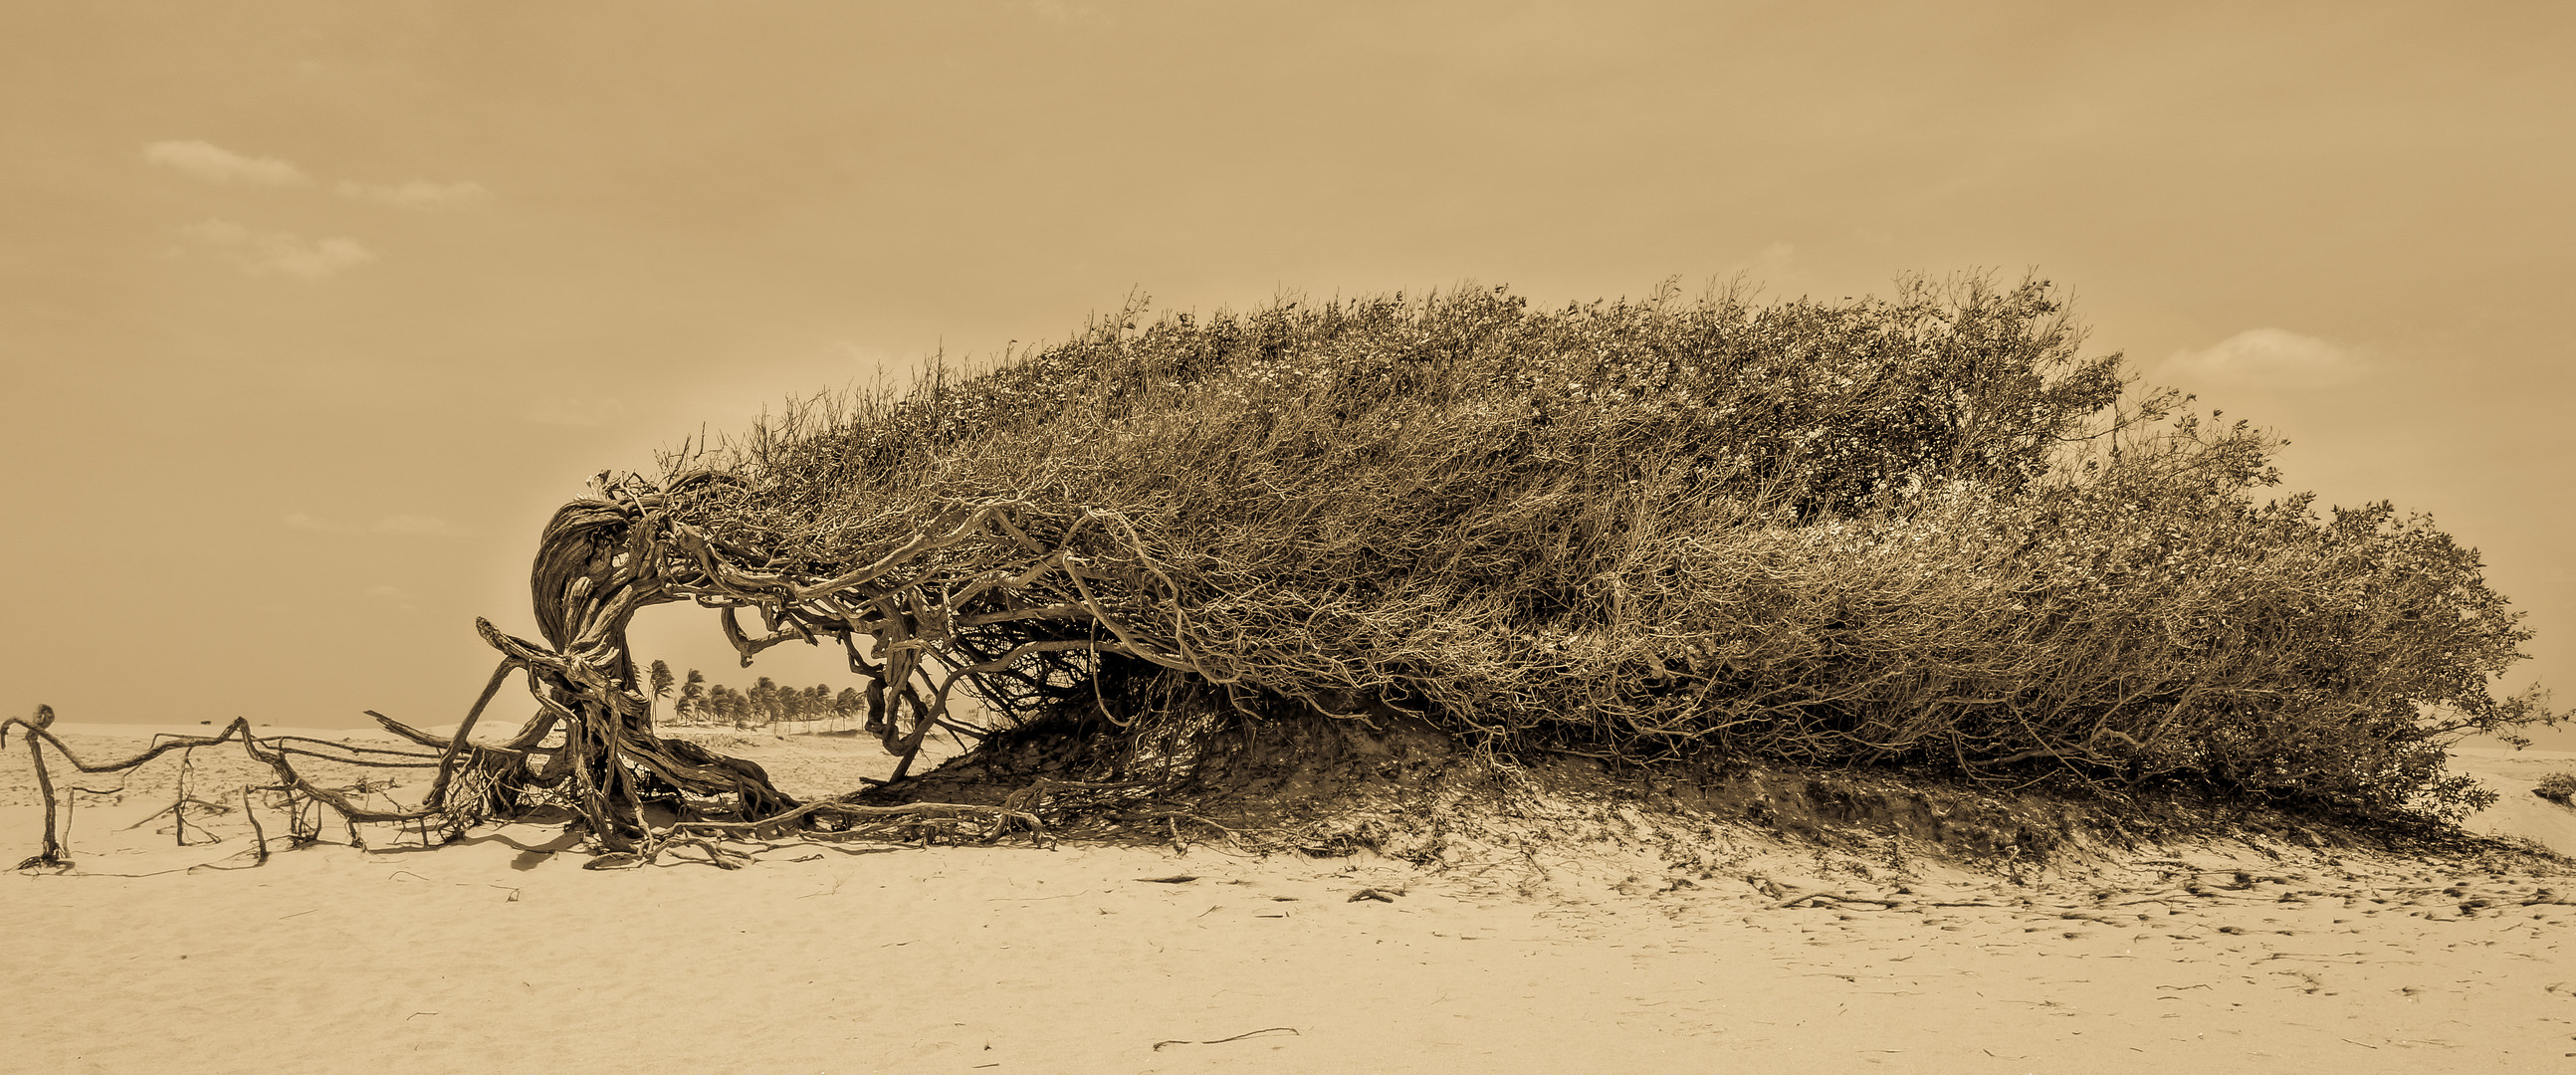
<box><xmin>5</xmin><ymin>727</ymin><xmax>2573</xmax><ymax>1074</ymax></box>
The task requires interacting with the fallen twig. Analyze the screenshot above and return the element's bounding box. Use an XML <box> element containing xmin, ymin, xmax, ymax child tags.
<box><xmin>1152</xmin><ymin>1027</ymin><xmax>1300</xmax><ymax>1050</ymax></box>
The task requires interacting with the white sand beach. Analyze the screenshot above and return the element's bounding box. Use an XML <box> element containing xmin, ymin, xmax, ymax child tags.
<box><xmin>4</xmin><ymin>726</ymin><xmax>2573</xmax><ymax>1074</ymax></box>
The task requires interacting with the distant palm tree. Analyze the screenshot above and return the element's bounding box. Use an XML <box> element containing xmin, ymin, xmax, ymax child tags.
<box><xmin>648</xmin><ymin>660</ymin><xmax>675</xmax><ymax>722</ymax></box>
<box><xmin>710</xmin><ymin>685</ymin><xmax>745</xmax><ymax>728</ymax></box>
<box><xmin>679</xmin><ymin>669</ymin><xmax>707</xmax><ymax>725</ymax></box>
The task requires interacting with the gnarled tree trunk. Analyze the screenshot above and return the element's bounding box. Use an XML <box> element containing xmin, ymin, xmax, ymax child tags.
<box><xmin>473</xmin><ymin>494</ymin><xmax>800</xmax><ymax>849</ymax></box>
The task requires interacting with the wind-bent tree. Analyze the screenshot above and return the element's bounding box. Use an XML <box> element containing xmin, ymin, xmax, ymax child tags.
<box><xmin>678</xmin><ymin>668</ymin><xmax>707</xmax><ymax>724</ymax></box>
<box><xmin>445</xmin><ymin>279</ymin><xmax>2548</xmax><ymax>840</ymax></box>
<box><xmin>648</xmin><ymin>660</ymin><xmax>675</xmax><ymax>721</ymax></box>
<box><xmin>12</xmin><ymin>277</ymin><xmax>2552</xmax><ymax>872</ymax></box>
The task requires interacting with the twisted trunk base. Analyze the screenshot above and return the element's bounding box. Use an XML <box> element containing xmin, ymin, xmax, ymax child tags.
<box><xmin>10</xmin><ymin>479</ymin><xmax>1120</xmax><ymax>867</ymax></box>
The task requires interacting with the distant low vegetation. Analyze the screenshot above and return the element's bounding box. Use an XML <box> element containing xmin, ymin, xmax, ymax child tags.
<box><xmin>642</xmin><ymin>659</ymin><xmax>868</xmax><ymax>730</ymax></box>
<box><xmin>658</xmin><ymin>275</ymin><xmax>2558</xmax><ymax>823</ymax></box>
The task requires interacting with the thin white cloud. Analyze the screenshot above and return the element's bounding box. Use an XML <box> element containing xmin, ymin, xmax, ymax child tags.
<box><xmin>335</xmin><ymin>178</ymin><xmax>492</xmax><ymax>211</ymax></box>
<box><xmin>1715</xmin><ymin>241</ymin><xmax>1802</xmax><ymax>293</ymax></box>
<box><xmin>142</xmin><ymin>140</ymin><xmax>313</xmax><ymax>187</ymax></box>
<box><xmin>285</xmin><ymin>513</ymin><xmax>457</xmax><ymax>536</ymax></box>
<box><xmin>181</xmin><ymin>219</ymin><xmax>375</xmax><ymax>278</ymax></box>
<box><xmin>2165</xmin><ymin>328</ymin><xmax>2369</xmax><ymax>387</ymax></box>
<box><xmin>362</xmin><ymin>583</ymin><xmax>420</xmax><ymax>612</ymax></box>
<box><xmin>372</xmin><ymin>515</ymin><xmax>457</xmax><ymax>535</ymax></box>
<box><xmin>825</xmin><ymin>339</ymin><xmax>904</xmax><ymax>366</ymax></box>
<box><xmin>1027</xmin><ymin>0</ymin><xmax>1101</xmax><ymax>21</ymax></box>
<box><xmin>527</xmin><ymin>398</ymin><xmax>626</xmax><ymax>428</ymax></box>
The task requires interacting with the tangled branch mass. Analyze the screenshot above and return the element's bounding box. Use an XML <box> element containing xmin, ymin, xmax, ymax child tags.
<box><xmin>9</xmin><ymin>277</ymin><xmax>2556</xmax><ymax>868</ymax></box>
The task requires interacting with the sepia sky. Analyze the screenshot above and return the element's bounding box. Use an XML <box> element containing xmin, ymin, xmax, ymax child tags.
<box><xmin>3</xmin><ymin>1</ymin><xmax>2570</xmax><ymax>747</ymax></box>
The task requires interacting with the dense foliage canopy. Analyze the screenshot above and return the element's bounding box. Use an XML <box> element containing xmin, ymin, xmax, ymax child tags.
<box><xmin>661</xmin><ymin>278</ymin><xmax>2553</xmax><ymax>820</ymax></box>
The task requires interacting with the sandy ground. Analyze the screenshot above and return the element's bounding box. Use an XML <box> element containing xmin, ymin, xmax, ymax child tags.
<box><xmin>5</xmin><ymin>725</ymin><xmax>2575</xmax><ymax>1074</ymax></box>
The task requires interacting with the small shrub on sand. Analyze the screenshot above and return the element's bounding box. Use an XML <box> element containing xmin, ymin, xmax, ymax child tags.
<box><xmin>2536</xmin><ymin>773</ymin><xmax>2576</xmax><ymax>806</ymax></box>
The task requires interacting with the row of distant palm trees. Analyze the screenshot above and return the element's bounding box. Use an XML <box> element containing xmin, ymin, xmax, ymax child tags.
<box><xmin>642</xmin><ymin>659</ymin><xmax>870</xmax><ymax>730</ymax></box>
